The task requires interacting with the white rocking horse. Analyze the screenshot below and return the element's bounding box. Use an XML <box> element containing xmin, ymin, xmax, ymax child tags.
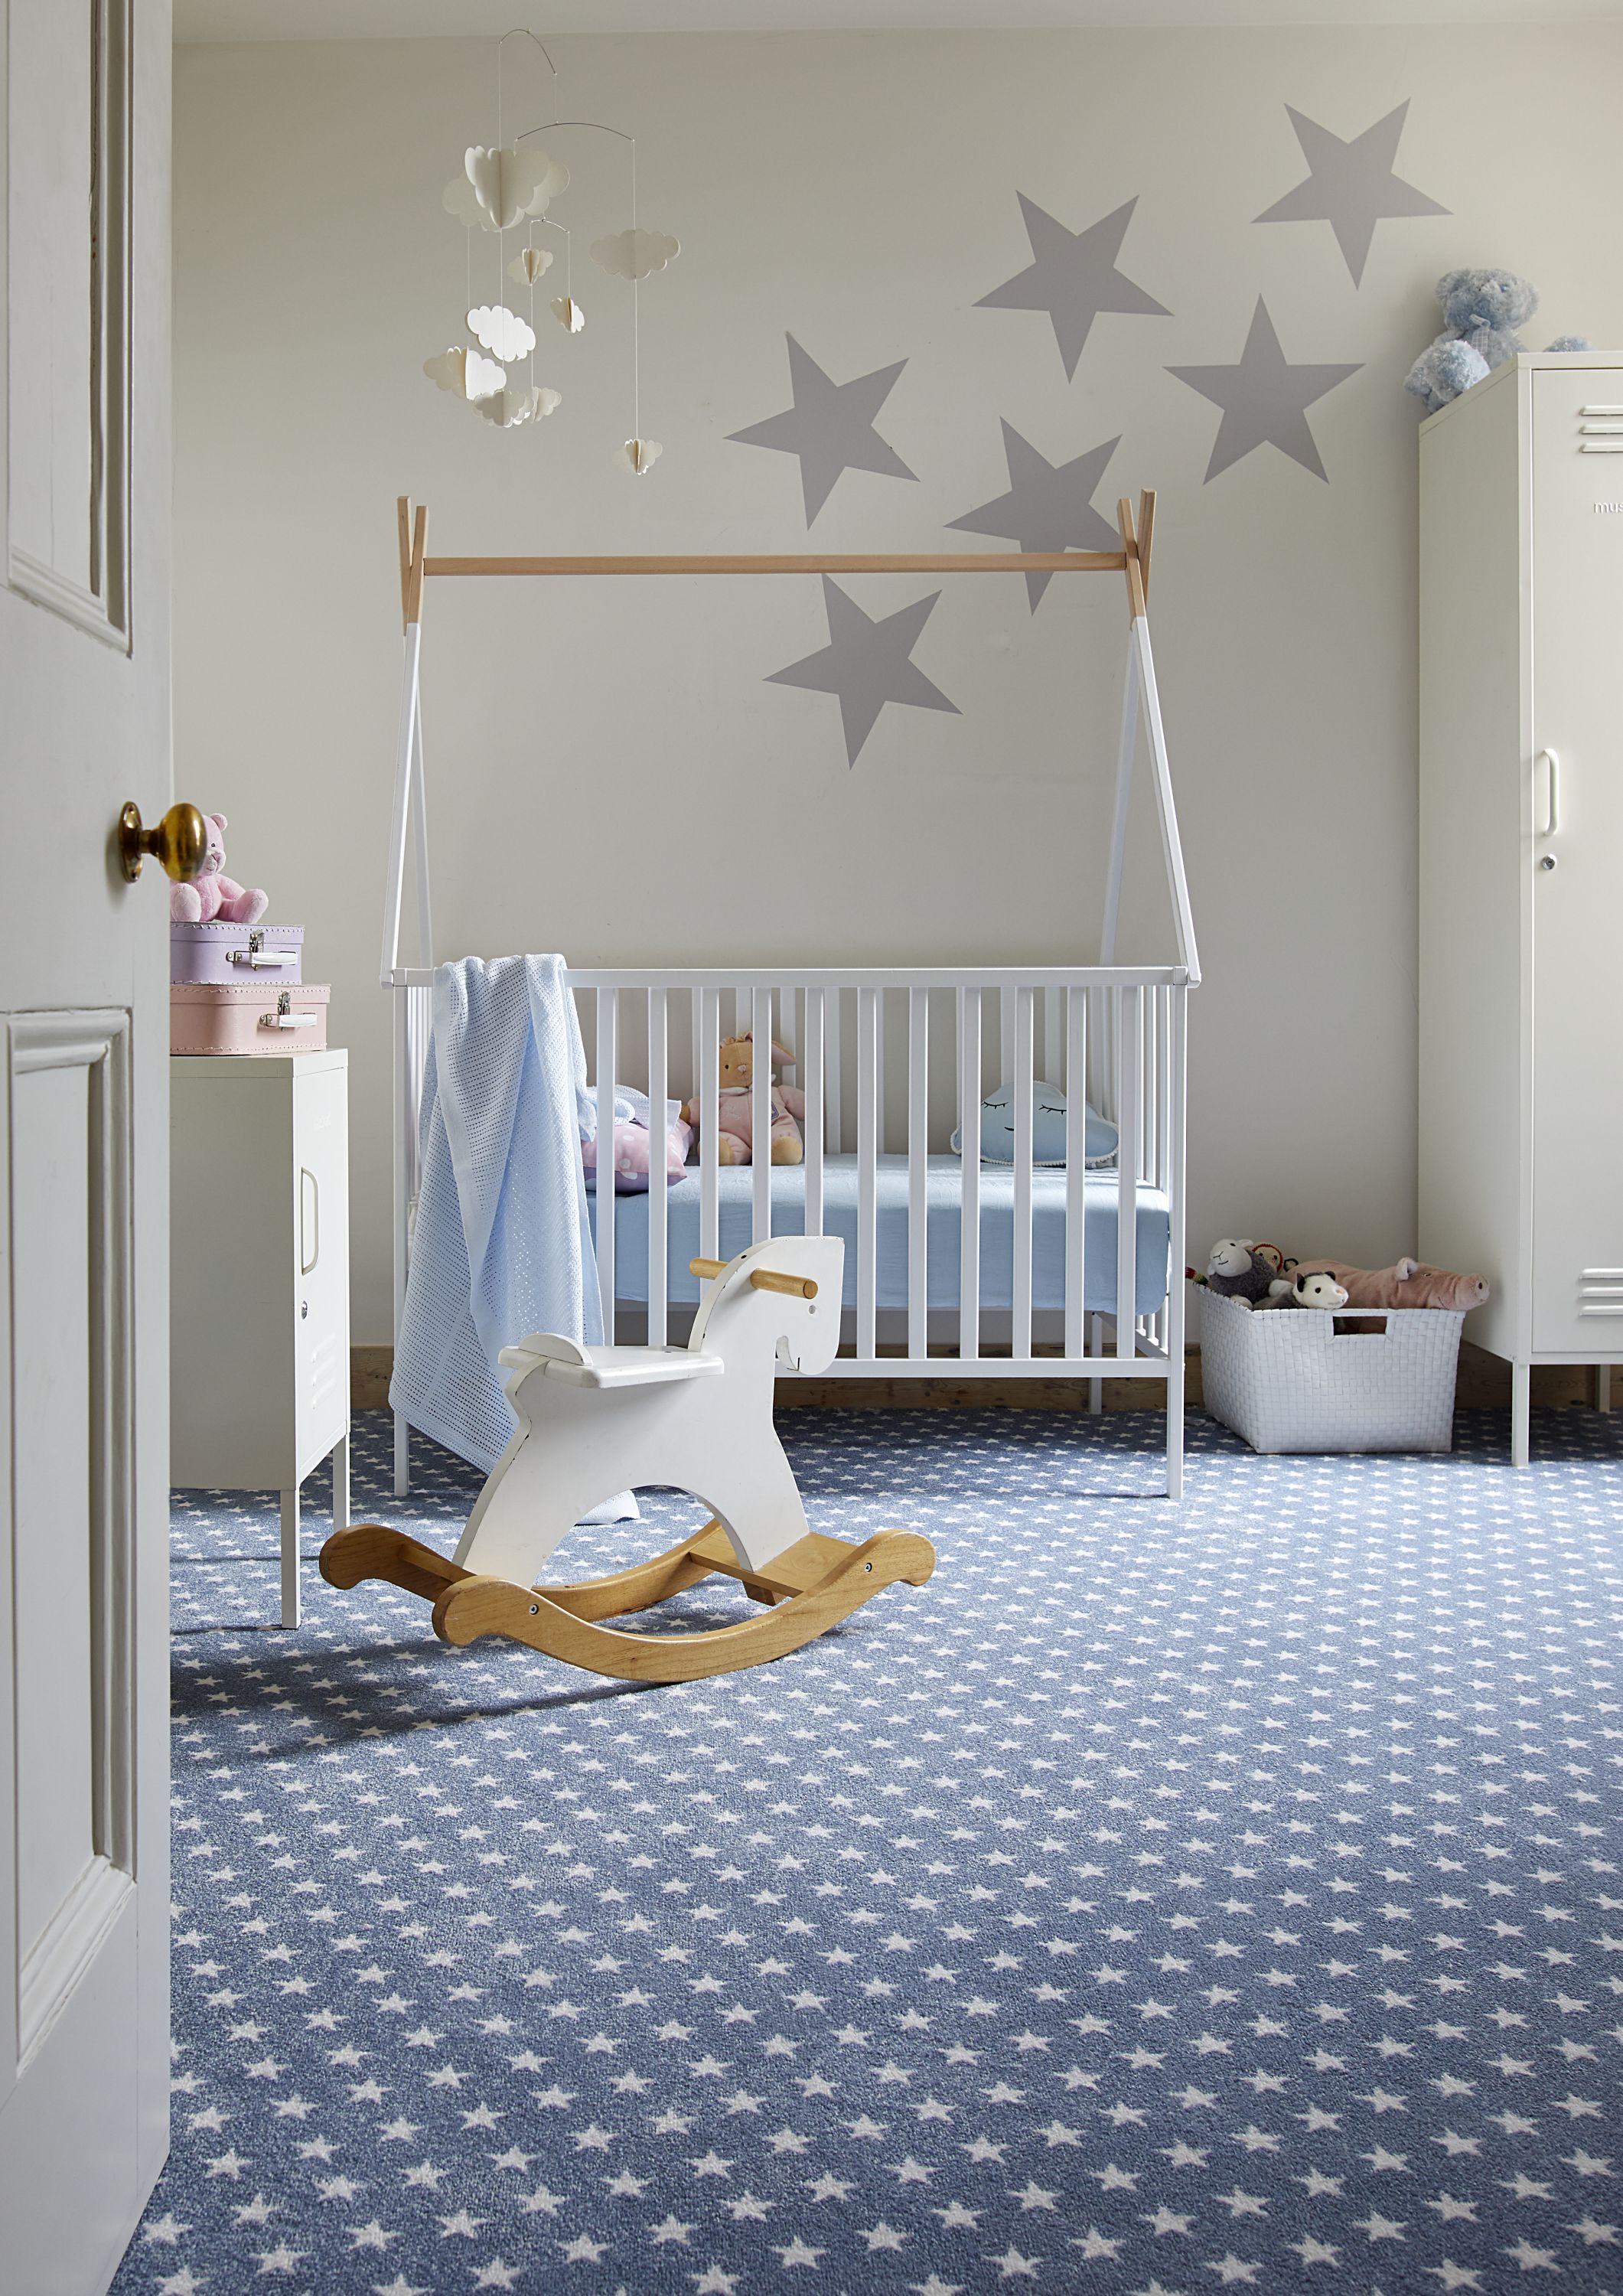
<box><xmin>321</xmin><ymin>1236</ymin><xmax>934</xmax><ymax>1683</ymax></box>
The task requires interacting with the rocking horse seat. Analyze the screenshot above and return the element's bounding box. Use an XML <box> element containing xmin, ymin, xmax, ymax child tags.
<box><xmin>323</xmin><ymin>1238</ymin><xmax>934</xmax><ymax>1683</ymax></box>
<box><xmin>498</xmin><ymin>1334</ymin><xmax>725</xmax><ymax>1391</ymax></box>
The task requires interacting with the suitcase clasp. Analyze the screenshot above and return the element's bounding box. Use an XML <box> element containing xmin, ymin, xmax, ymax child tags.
<box><xmin>231</xmin><ymin>928</ymin><xmax>296</xmax><ymax>970</ymax></box>
<box><xmin>261</xmin><ymin>990</ymin><xmax>317</xmax><ymax>1032</ymax></box>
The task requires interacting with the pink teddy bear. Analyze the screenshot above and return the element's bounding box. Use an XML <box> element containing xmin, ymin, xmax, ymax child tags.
<box><xmin>683</xmin><ymin>1035</ymin><xmax>806</xmax><ymax>1166</ymax></box>
<box><xmin>169</xmin><ymin>811</ymin><xmax>268</xmax><ymax>926</ymax></box>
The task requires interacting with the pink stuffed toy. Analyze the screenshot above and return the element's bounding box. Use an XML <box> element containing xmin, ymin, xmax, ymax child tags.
<box><xmin>1289</xmin><ymin>1257</ymin><xmax>1488</xmax><ymax>1312</ymax></box>
<box><xmin>169</xmin><ymin>812</ymin><xmax>268</xmax><ymax>927</ymax></box>
<box><xmin>582</xmin><ymin>1110</ymin><xmax>693</xmax><ymax>1193</ymax></box>
<box><xmin>684</xmin><ymin>1035</ymin><xmax>806</xmax><ymax>1166</ymax></box>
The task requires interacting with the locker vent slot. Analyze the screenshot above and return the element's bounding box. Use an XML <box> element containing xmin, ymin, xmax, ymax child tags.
<box><xmin>1579</xmin><ymin>1269</ymin><xmax>1623</xmax><ymax>1316</ymax></box>
<box><xmin>1579</xmin><ymin>409</ymin><xmax>1623</xmax><ymax>452</ymax></box>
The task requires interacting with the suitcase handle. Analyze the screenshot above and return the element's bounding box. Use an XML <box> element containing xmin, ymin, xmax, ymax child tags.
<box><xmin>301</xmin><ymin>1169</ymin><xmax>320</xmax><ymax>1274</ymax></box>
<box><xmin>229</xmin><ymin>947</ymin><xmax>298</xmax><ymax>968</ymax></box>
<box><xmin>260</xmin><ymin>990</ymin><xmax>317</xmax><ymax>1030</ymax></box>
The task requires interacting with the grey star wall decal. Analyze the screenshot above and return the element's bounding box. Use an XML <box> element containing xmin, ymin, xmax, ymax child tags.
<box><xmin>1168</xmin><ymin>298</ymin><xmax>1361</xmax><ymax>483</ymax></box>
<box><xmin>768</xmin><ymin>577</ymin><xmax>959</xmax><ymax>767</ymax></box>
<box><xmin>727</xmin><ymin>336</ymin><xmax>917</xmax><ymax>526</ymax></box>
<box><xmin>976</xmin><ymin>194</ymin><xmax>1169</xmax><ymax>382</ymax></box>
<box><xmin>1255</xmin><ymin>100</ymin><xmax>1449</xmax><ymax>286</ymax></box>
<box><xmin>947</xmin><ymin>422</ymin><xmax>1122</xmax><ymax>610</ymax></box>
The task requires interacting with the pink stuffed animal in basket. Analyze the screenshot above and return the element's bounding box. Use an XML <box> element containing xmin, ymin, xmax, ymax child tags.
<box><xmin>684</xmin><ymin>1035</ymin><xmax>806</xmax><ymax>1166</ymax></box>
<box><xmin>169</xmin><ymin>811</ymin><xmax>268</xmax><ymax>926</ymax></box>
<box><xmin>1282</xmin><ymin>1257</ymin><xmax>1488</xmax><ymax>1312</ymax></box>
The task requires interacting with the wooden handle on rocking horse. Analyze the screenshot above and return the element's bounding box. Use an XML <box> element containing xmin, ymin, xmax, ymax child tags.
<box><xmin>689</xmin><ymin>1257</ymin><xmax>819</xmax><ymax>1300</ymax></box>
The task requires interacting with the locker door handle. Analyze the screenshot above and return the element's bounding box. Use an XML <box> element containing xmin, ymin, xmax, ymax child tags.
<box><xmin>301</xmin><ymin>1168</ymin><xmax>320</xmax><ymax>1274</ymax></box>
<box><xmin>1536</xmin><ymin>748</ymin><xmax>1559</xmax><ymax>837</ymax></box>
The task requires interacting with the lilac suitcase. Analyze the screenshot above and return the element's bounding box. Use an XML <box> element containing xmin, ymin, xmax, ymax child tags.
<box><xmin>171</xmin><ymin>921</ymin><xmax>304</xmax><ymax>985</ymax></box>
<box><xmin>171</xmin><ymin>982</ymin><xmax>329</xmax><ymax>1055</ymax></box>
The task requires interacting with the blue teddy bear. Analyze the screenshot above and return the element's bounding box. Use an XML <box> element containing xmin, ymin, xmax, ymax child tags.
<box><xmin>1404</xmin><ymin>268</ymin><xmax>1591</xmax><ymax>415</ymax></box>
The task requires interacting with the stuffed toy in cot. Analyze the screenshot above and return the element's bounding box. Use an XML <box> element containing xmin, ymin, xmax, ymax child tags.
<box><xmin>684</xmin><ymin>1035</ymin><xmax>806</xmax><ymax>1166</ymax></box>
<box><xmin>1284</xmin><ymin>1256</ymin><xmax>1488</xmax><ymax>1312</ymax></box>
<box><xmin>581</xmin><ymin>1090</ymin><xmax>693</xmax><ymax>1192</ymax></box>
<box><xmin>168</xmin><ymin>811</ymin><xmax>268</xmax><ymax>926</ymax></box>
<box><xmin>951</xmin><ymin>1080</ymin><xmax>1119</xmax><ymax>1168</ymax></box>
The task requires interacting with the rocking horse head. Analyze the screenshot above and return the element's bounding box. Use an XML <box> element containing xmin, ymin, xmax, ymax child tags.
<box><xmin>689</xmin><ymin>1236</ymin><xmax>843</xmax><ymax>1380</ymax></box>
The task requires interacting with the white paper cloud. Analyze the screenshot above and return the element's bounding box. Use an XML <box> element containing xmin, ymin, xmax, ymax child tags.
<box><xmin>464</xmin><ymin>142</ymin><xmax>568</xmax><ymax>232</ymax></box>
<box><xmin>442</xmin><ymin>173</ymin><xmax>499</xmax><ymax>234</ymax></box>
<box><xmin>590</xmin><ymin>227</ymin><xmax>680</xmax><ymax>282</ymax></box>
<box><xmin>423</xmin><ymin>344</ymin><xmax>506</xmax><ymax>402</ymax></box>
<box><xmin>478</xmin><ymin>383</ymin><xmax>563</xmax><ymax>429</ymax></box>
<box><xmin>551</xmin><ymin>295</ymin><xmax>586</xmax><ymax>334</ymax></box>
<box><xmin>467</xmin><ymin>303</ymin><xmax>536</xmax><ymax>362</ymax></box>
<box><xmin>618</xmin><ymin>435</ymin><xmax>663</xmax><ymax>475</ymax></box>
<box><xmin>507</xmin><ymin>245</ymin><xmax>554</xmax><ymax>286</ymax></box>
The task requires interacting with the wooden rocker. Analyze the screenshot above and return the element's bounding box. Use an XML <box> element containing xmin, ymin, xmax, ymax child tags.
<box><xmin>320</xmin><ymin>1237</ymin><xmax>934</xmax><ymax>1684</ymax></box>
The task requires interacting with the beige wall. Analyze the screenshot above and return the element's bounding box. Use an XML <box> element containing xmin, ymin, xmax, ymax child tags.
<box><xmin>174</xmin><ymin>29</ymin><xmax>1623</xmax><ymax>1342</ymax></box>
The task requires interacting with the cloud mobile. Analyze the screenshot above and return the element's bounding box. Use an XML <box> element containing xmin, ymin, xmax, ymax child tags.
<box><xmin>423</xmin><ymin>30</ymin><xmax>676</xmax><ymax>475</ymax></box>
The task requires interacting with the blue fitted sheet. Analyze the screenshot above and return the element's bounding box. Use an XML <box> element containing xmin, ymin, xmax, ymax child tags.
<box><xmin>592</xmin><ymin>1154</ymin><xmax>1169</xmax><ymax>1316</ymax></box>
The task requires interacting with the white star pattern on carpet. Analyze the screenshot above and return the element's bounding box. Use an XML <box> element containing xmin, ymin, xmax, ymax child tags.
<box><xmin>118</xmin><ymin>1406</ymin><xmax>1623</xmax><ymax>2294</ymax></box>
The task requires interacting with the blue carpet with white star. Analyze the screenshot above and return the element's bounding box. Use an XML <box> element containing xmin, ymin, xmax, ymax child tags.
<box><xmin>117</xmin><ymin>1405</ymin><xmax>1623</xmax><ymax>2296</ymax></box>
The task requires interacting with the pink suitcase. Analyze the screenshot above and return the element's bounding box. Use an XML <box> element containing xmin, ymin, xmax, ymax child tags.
<box><xmin>171</xmin><ymin>982</ymin><xmax>330</xmax><ymax>1055</ymax></box>
<box><xmin>171</xmin><ymin>921</ymin><xmax>304</xmax><ymax>984</ymax></box>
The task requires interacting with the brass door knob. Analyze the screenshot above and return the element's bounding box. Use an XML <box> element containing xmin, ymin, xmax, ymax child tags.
<box><xmin>119</xmin><ymin>800</ymin><xmax>207</xmax><ymax>885</ymax></box>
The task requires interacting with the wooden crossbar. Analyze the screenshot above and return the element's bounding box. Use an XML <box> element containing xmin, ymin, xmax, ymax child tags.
<box><xmin>421</xmin><ymin>550</ymin><xmax>1126</xmax><ymax>577</ymax></box>
<box><xmin>397</xmin><ymin>492</ymin><xmax>1158</xmax><ymax>625</ymax></box>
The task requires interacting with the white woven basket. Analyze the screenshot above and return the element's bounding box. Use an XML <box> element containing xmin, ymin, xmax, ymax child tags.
<box><xmin>1201</xmin><ymin>1290</ymin><xmax>1465</xmax><ymax>1454</ymax></box>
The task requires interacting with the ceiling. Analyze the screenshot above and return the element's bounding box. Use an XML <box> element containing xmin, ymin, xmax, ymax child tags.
<box><xmin>173</xmin><ymin>0</ymin><xmax>1623</xmax><ymax>38</ymax></box>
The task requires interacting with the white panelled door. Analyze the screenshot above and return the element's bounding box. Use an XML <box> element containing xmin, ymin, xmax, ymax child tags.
<box><xmin>1530</xmin><ymin>370</ymin><xmax>1623</xmax><ymax>1355</ymax></box>
<box><xmin>0</xmin><ymin>4</ymin><xmax>174</xmax><ymax>2289</ymax></box>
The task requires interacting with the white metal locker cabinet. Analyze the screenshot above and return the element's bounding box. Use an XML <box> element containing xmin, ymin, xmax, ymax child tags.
<box><xmin>1419</xmin><ymin>354</ymin><xmax>1623</xmax><ymax>1461</ymax></box>
<box><xmin>1529</xmin><ymin>370</ymin><xmax>1623</xmax><ymax>1355</ymax></box>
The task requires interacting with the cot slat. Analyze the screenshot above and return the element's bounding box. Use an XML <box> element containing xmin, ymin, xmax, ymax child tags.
<box><xmin>1013</xmin><ymin>986</ymin><xmax>1034</xmax><ymax>1360</ymax></box>
<box><xmin>1158</xmin><ymin>989</ymin><xmax>1167</xmax><ymax>1185</ymax></box>
<box><xmin>595</xmin><ymin>989</ymin><xmax>617</xmax><ymax>1338</ymax></box>
<box><xmin>647</xmin><ymin>989</ymin><xmax>667</xmax><ymax>1349</ymax></box>
<box><xmin>959</xmin><ymin>986</ymin><xmax>980</xmax><ymax>1362</ymax></box>
<box><xmin>1065</xmin><ymin>989</ymin><xmax>1087</xmax><ymax>1362</ymax></box>
<box><xmin>1044</xmin><ymin>987</ymin><xmax>1061</xmax><ymax>1091</ymax></box>
<box><xmin>699</xmin><ymin>987</ymin><xmax>720</xmax><ymax>1263</ymax></box>
<box><xmin>1116</xmin><ymin>987</ymin><xmax>1140</xmax><ymax>1360</ymax></box>
<box><xmin>825</xmin><ymin>988</ymin><xmax>842</xmax><ymax>1153</ymax></box>
<box><xmin>857</xmin><ymin>985</ymin><xmax>878</xmax><ymax>1360</ymax></box>
<box><xmin>752</xmin><ymin>985</ymin><xmax>772</xmax><ymax>1244</ymax></box>
<box><xmin>803</xmin><ymin>986</ymin><xmax>824</xmax><ymax>1240</ymax></box>
<box><xmin>875</xmin><ymin>989</ymin><xmax>886</xmax><ymax>1156</ymax></box>
<box><xmin>779</xmin><ymin>980</ymin><xmax>797</xmax><ymax>1087</ymax></box>
<box><xmin>908</xmin><ymin>987</ymin><xmax>928</xmax><ymax>1358</ymax></box>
